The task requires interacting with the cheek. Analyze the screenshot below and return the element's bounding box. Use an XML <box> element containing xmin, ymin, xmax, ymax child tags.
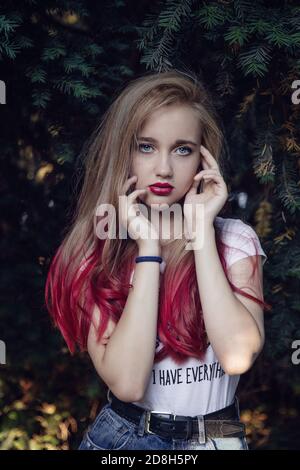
<box><xmin>129</xmin><ymin>159</ymin><xmax>136</xmax><ymax>177</ymax></box>
<box><xmin>130</xmin><ymin>156</ymin><xmax>146</xmax><ymax>179</ymax></box>
<box><xmin>174</xmin><ymin>172</ymin><xmax>198</xmax><ymax>197</ymax></box>
<box><xmin>176</xmin><ymin>156</ymin><xmax>201</xmax><ymax>175</ymax></box>
<box><xmin>175</xmin><ymin>169</ymin><xmax>196</xmax><ymax>189</ymax></box>
<box><xmin>181</xmin><ymin>179</ymin><xmax>193</xmax><ymax>194</ymax></box>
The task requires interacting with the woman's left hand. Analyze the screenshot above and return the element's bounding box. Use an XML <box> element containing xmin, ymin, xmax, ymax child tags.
<box><xmin>183</xmin><ymin>145</ymin><xmax>228</xmax><ymax>236</ymax></box>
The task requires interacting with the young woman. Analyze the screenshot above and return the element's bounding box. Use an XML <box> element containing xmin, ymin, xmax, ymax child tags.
<box><xmin>45</xmin><ymin>69</ymin><xmax>271</xmax><ymax>450</ymax></box>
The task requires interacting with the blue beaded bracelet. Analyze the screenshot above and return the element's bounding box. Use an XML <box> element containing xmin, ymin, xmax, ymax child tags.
<box><xmin>135</xmin><ymin>256</ymin><xmax>163</xmax><ymax>264</ymax></box>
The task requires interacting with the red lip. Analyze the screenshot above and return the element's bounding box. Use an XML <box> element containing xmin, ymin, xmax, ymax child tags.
<box><xmin>148</xmin><ymin>185</ymin><xmax>173</xmax><ymax>195</ymax></box>
<box><xmin>149</xmin><ymin>182</ymin><xmax>174</xmax><ymax>188</ymax></box>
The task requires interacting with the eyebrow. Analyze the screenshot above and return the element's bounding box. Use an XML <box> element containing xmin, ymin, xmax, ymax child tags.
<box><xmin>137</xmin><ymin>136</ymin><xmax>198</xmax><ymax>146</ymax></box>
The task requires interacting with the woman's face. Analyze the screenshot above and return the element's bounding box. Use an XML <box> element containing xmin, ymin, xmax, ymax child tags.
<box><xmin>130</xmin><ymin>104</ymin><xmax>202</xmax><ymax>210</ymax></box>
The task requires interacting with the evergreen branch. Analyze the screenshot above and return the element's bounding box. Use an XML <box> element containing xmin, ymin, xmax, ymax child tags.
<box><xmin>25</xmin><ymin>66</ymin><xmax>47</xmax><ymax>83</ymax></box>
<box><xmin>224</xmin><ymin>24</ymin><xmax>251</xmax><ymax>47</ymax></box>
<box><xmin>0</xmin><ymin>35</ymin><xmax>33</xmax><ymax>59</ymax></box>
<box><xmin>157</xmin><ymin>0</ymin><xmax>192</xmax><ymax>32</ymax></box>
<box><xmin>277</xmin><ymin>159</ymin><xmax>300</xmax><ymax>214</ymax></box>
<box><xmin>52</xmin><ymin>77</ymin><xmax>102</xmax><ymax>100</ymax></box>
<box><xmin>32</xmin><ymin>89</ymin><xmax>51</xmax><ymax>108</ymax></box>
<box><xmin>238</xmin><ymin>43</ymin><xmax>272</xmax><ymax>77</ymax></box>
<box><xmin>136</xmin><ymin>12</ymin><xmax>161</xmax><ymax>51</ymax></box>
<box><xmin>63</xmin><ymin>55</ymin><xmax>95</xmax><ymax>77</ymax></box>
<box><xmin>82</xmin><ymin>43</ymin><xmax>103</xmax><ymax>57</ymax></box>
<box><xmin>265</xmin><ymin>24</ymin><xmax>292</xmax><ymax>48</ymax></box>
<box><xmin>42</xmin><ymin>42</ymin><xmax>67</xmax><ymax>61</ymax></box>
<box><xmin>140</xmin><ymin>29</ymin><xmax>174</xmax><ymax>70</ymax></box>
<box><xmin>196</xmin><ymin>3</ymin><xmax>228</xmax><ymax>30</ymax></box>
<box><xmin>0</xmin><ymin>12</ymin><xmax>23</xmax><ymax>37</ymax></box>
<box><xmin>233</xmin><ymin>0</ymin><xmax>256</xmax><ymax>21</ymax></box>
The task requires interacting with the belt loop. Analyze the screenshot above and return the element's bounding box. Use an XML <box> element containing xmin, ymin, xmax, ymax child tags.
<box><xmin>197</xmin><ymin>414</ymin><xmax>206</xmax><ymax>444</ymax></box>
<box><xmin>137</xmin><ymin>410</ymin><xmax>147</xmax><ymax>437</ymax></box>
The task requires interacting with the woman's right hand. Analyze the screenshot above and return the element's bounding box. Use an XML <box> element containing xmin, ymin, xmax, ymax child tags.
<box><xmin>119</xmin><ymin>176</ymin><xmax>160</xmax><ymax>248</ymax></box>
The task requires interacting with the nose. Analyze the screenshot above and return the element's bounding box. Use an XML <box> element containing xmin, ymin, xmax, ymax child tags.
<box><xmin>155</xmin><ymin>152</ymin><xmax>173</xmax><ymax>178</ymax></box>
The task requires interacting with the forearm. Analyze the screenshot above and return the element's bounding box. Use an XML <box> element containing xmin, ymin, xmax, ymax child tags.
<box><xmin>193</xmin><ymin>223</ymin><xmax>262</xmax><ymax>373</ymax></box>
<box><xmin>102</xmin><ymin>243</ymin><xmax>161</xmax><ymax>399</ymax></box>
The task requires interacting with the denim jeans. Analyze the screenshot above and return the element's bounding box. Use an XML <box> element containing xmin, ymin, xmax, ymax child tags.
<box><xmin>78</xmin><ymin>402</ymin><xmax>249</xmax><ymax>451</ymax></box>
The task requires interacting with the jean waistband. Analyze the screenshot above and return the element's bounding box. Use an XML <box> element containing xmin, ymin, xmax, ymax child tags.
<box><xmin>108</xmin><ymin>391</ymin><xmax>246</xmax><ymax>442</ymax></box>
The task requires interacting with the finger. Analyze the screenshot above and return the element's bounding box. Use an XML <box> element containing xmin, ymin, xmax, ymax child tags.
<box><xmin>128</xmin><ymin>202</ymin><xmax>144</xmax><ymax>218</ymax></box>
<box><xmin>194</xmin><ymin>169</ymin><xmax>220</xmax><ymax>175</ymax></box>
<box><xmin>187</xmin><ymin>175</ymin><xmax>203</xmax><ymax>196</ymax></box>
<box><xmin>190</xmin><ymin>170</ymin><xmax>220</xmax><ymax>194</ymax></box>
<box><xmin>200</xmin><ymin>145</ymin><xmax>219</xmax><ymax>170</ymax></box>
<box><xmin>199</xmin><ymin>152</ymin><xmax>209</xmax><ymax>171</ymax></box>
<box><xmin>120</xmin><ymin>188</ymin><xmax>147</xmax><ymax>225</ymax></box>
<box><xmin>127</xmin><ymin>188</ymin><xmax>148</xmax><ymax>203</ymax></box>
<box><xmin>123</xmin><ymin>175</ymin><xmax>138</xmax><ymax>194</ymax></box>
<box><xmin>193</xmin><ymin>172</ymin><xmax>224</xmax><ymax>186</ymax></box>
<box><xmin>194</xmin><ymin>169</ymin><xmax>221</xmax><ymax>180</ymax></box>
<box><xmin>201</xmin><ymin>173</ymin><xmax>223</xmax><ymax>180</ymax></box>
<box><xmin>200</xmin><ymin>173</ymin><xmax>226</xmax><ymax>186</ymax></box>
<box><xmin>200</xmin><ymin>157</ymin><xmax>210</xmax><ymax>170</ymax></box>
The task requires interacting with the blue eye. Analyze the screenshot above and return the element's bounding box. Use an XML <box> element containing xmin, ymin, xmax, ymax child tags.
<box><xmin>138</xmin><ymin>144</ymin><xmax>192</xmax><ymax>156</ymax></box>
<box><xmin>176</xmin><ymin>146</ymin><xmax>192</xmax><ymax>156</ymax></box>
<box><xmin>139</xmin><ymin>143</ymin><xmax>153</xmax><ymax>153</ymax></box>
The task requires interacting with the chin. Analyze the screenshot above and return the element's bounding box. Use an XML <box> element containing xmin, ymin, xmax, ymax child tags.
<box><xmin>147</xmin><ymin>196</ymin><xmax>172</xmax><ymax>209</ymax></box>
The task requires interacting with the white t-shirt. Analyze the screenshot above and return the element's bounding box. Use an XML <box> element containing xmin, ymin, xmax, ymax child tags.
<box><xmin>130</xmin><ymin>216</ymin><xmax>267</xmax><ymax>417</ymax></box>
